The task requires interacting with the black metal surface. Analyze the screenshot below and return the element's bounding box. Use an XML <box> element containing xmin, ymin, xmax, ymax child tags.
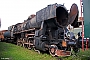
<box><xmin>36</xmin><ymin>3</ymin><xmax>68</xmax><ymax>28</ymax></box>
<box><xmin>3</xmin><ymin>3</ymin><xmax>80</xmax><ymax>56</ymax></box>
<box><xmin>12</xmin><ymin>3</ymin><xmax>79</xmax><ymax>32</ymax></box>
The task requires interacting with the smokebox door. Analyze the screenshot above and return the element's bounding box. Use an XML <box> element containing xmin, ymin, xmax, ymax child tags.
<box><xmin>68</xmin><ymin>3</ymin><xmax>78</xmax><ymax>26</ymax></box>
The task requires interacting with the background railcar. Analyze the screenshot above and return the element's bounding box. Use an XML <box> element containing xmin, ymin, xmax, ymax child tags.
<box><xmin>0</xmin><ymin>30</ymin><xmax>8</xmax><ymax>41</ymax></box>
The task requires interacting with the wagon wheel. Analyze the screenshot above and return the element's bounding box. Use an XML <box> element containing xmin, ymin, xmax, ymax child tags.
<box><xmin>22</xmin><ymin>38</ymin><xmax>25</xmax><ymax>47</ymax></box>
<box><xmin>17</xmin><ymin>38</ymin><xmax>20</xmax><ymax>46</ymax></box>
<box><xmin>17</xmin><ymin>38</ymin><xmax>22</xmax><ymax>46</ymax></box>
<box><xmin>28</xmin><ymin>40</ymin><xmax>31</xmax><ymax>50</ymax></box>
<box><xmin>73</xmin><ymin>40</ymin><xmax>80</xmax><ymax>53</ymax></box>
<box><xmin>49</xmin><ymin>45</ymin><xmax>58</xmax><ymax>56</ymax></box>
<box><xmin>20</xmin><ymin>38</ymin><xmax>23</xmax><ymax>47</ymax></box>
<box><xmin>73</xmin><ymin>46</ymin><xmax>80</xmax><ymax>53</ymax></box>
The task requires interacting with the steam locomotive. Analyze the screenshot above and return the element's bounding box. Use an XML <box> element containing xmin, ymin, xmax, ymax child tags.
<box><xmin>4</xmin><ymin>3</ymin><xmax>80</xmax><ymax>56</ymax></box>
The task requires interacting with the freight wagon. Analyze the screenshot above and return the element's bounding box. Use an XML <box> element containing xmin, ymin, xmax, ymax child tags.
<box><xmin>0</xmin><ymin>30</ymin><xmax>7</xmax><ymax>41</ymax></box>
<box><xmin>3</xmin><ymin>3</ymin><xmax>80</xmax><ymax>56</ymax></box>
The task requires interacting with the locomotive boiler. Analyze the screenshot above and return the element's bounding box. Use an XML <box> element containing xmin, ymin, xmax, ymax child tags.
<box><xmin>4</xmin><ymin>3</ymin><xmax>79</xmax><ymax>56</ymax></box>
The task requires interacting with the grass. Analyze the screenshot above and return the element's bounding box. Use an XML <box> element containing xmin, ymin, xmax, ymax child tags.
<box><xmin>58</xmin><ymin>49</ymin><xmax>90</xmax><ymax>60</ymax></box>
<box><xmin>0</xmin><ymin>42</ymin><xmax>90</xmax><ymax>60</ymax></box>
<box><xmin>0</xmin><ymin>42</ymin><xmax>56</xmax><ymax>60</ymax></box>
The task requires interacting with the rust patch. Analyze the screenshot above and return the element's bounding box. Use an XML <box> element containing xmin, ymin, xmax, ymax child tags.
<box><xmin>55</xmin><ymin>50</ymin><xmax>71</xmax><ymax>56</ymax></box>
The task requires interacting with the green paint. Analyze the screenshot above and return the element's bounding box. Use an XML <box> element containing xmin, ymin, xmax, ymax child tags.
<box><xmin>83</xmin><ymin>0</ymin><xmax>90</xmax><ymax>38</ymax></box>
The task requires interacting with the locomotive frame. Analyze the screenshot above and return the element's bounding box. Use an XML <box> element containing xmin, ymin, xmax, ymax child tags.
<box><xmin>3</xmin><ymin>3</ymin><xmax>80</xmax><ymax>56</ymax></box>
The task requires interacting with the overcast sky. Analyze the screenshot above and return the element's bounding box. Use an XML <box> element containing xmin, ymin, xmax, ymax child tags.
<box><xmin>0</xmin><ymin>0</ymin><xmax>80</xmax><ymax>30</ymax></box>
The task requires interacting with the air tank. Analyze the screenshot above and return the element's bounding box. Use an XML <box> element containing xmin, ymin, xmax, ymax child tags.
<box><xmin>4</xmin><ymin>31</ymin><xmax>13</xmax><ymax>38</ymax></box>
<box><xmin>28</xmin><ymin>3</ymin><xmax>78</xmax><ymax>29</ymax></box>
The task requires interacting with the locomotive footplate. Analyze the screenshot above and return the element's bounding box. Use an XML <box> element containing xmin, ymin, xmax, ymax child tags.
<box><xmin>55</xmin><ymin>50</ymin><xmax>71</xmax><ymax>56</ymax></box>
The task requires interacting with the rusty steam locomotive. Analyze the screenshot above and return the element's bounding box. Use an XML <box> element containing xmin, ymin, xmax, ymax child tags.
<box><xmin>4</xmin><ymin>3</ymin><xmax>80</xmax><ymax>56</ymax></box>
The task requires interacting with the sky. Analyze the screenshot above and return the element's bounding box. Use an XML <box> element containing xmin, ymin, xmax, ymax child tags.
<box><xmin>0</xmin><ymin>0</ymin><xmax>81</xmax><ymax>30</ymax></box>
